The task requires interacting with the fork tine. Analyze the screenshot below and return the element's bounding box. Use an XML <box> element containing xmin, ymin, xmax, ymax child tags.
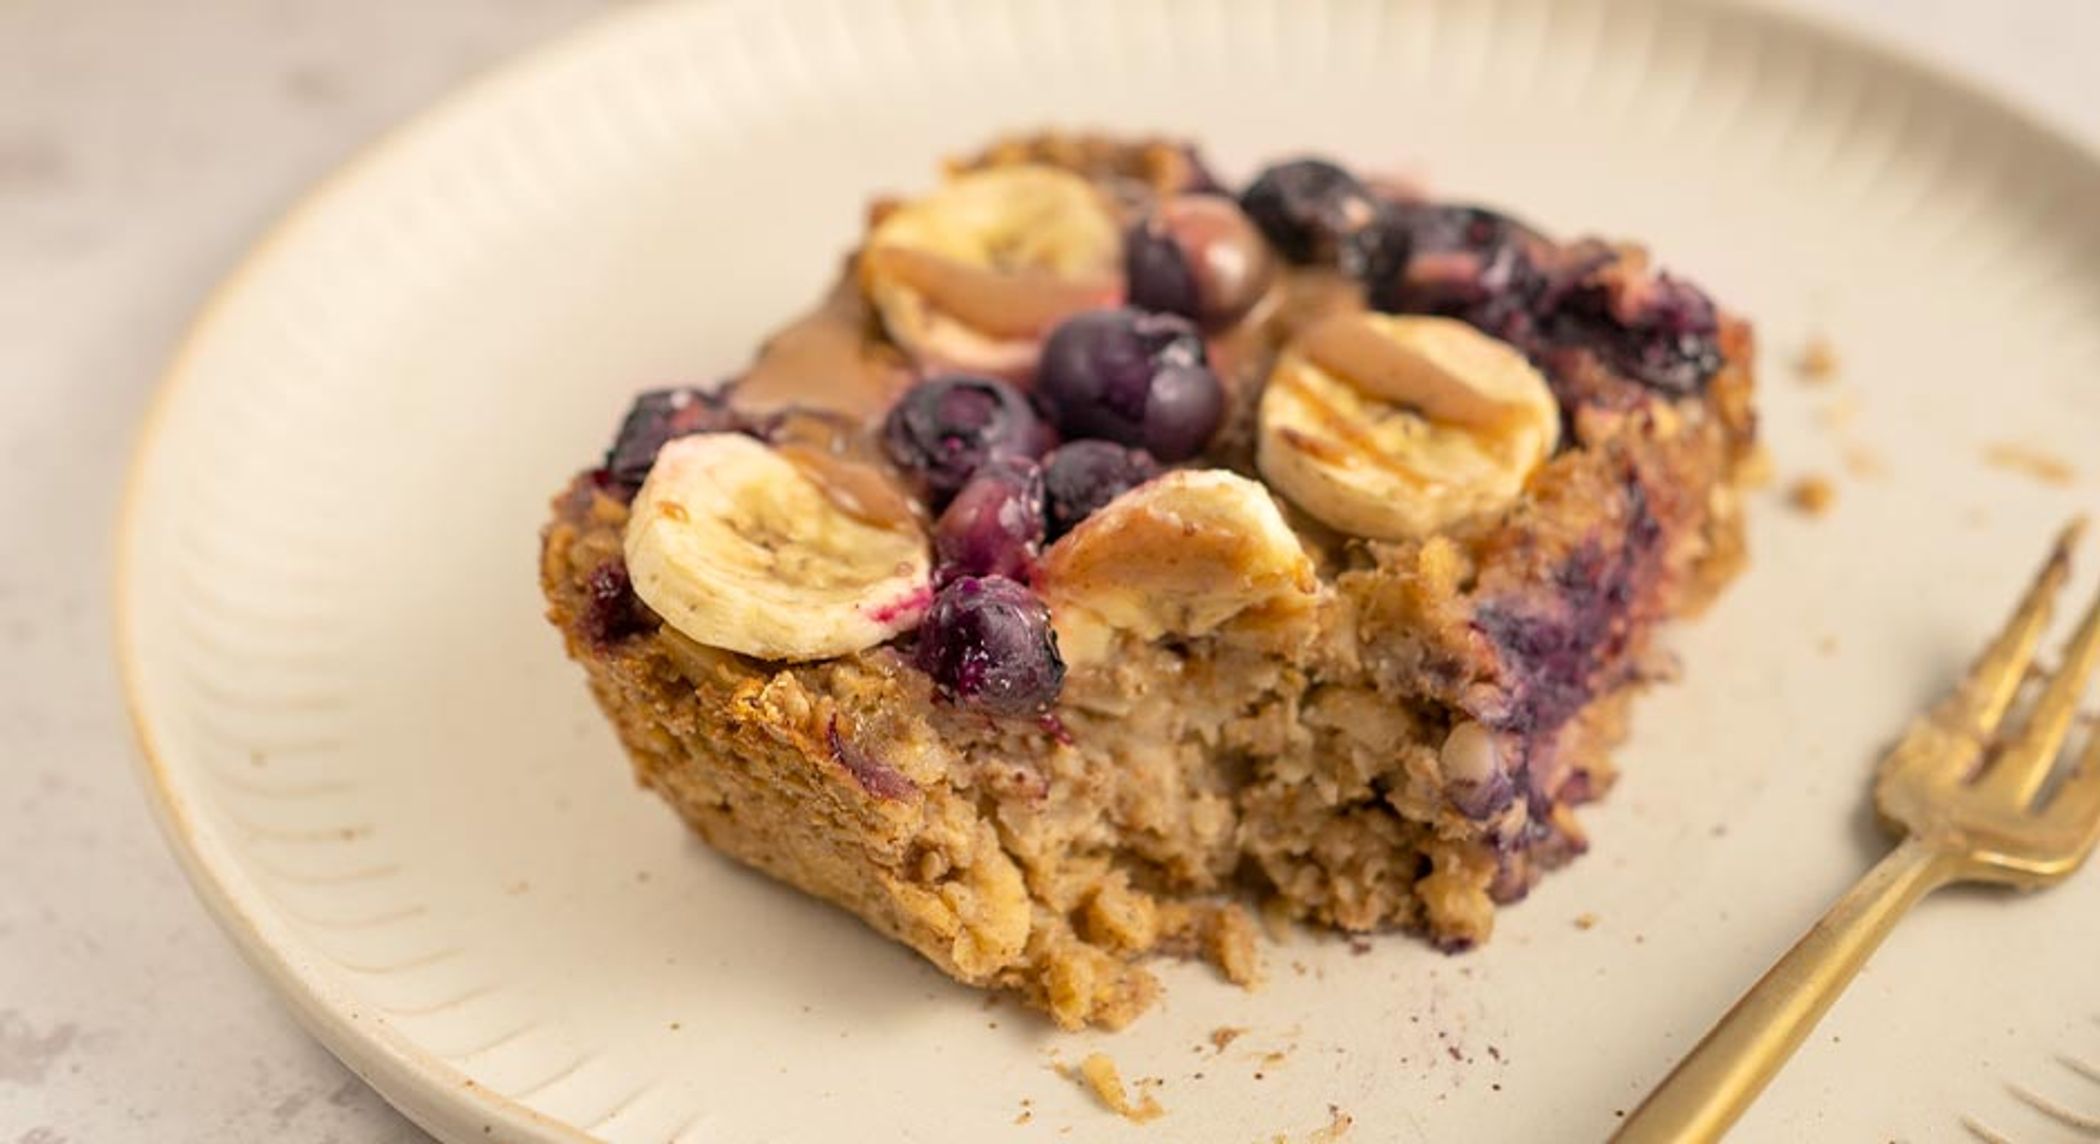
<box><xmin>1881</xmin><ymin>524</ymin><xmax>2081</xmax><ymax>791</ymax></box>
<box><xmin>2040</xmin><ymin>717</ymin><xmax>2100</xmax><ymax>854</ymax></box>
<box><xmin>1935</xmin><ymin>521</ymin><xmax>2083</xmax><ymax>741</ymax></box>
<box><xmin>1984</xmin><ymin>576</ymin><xmax>2100</xmax><ymax>806</ymax></box>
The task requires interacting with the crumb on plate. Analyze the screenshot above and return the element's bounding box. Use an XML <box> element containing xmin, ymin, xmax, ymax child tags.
<box><xmin>1574</xmin><ymin>912</ymin><xmax>1599</xmax><ymax>931</ymax></box>
<box><xmin>1786</xmin><ymin>475</ymin><xmax>1837</xmax><ymax>516</ymax></box>
<box><xmin>1076</xmin><ymin>1052</ymin><xmax>1163</xmax><ymax>1123</ymax></box>
<box><xmin>1842</xmin><ymin>444</ymin><xmax>1886</xmax><ymax>480</ymax></box>
<box><xmin>1793</xmin><ymin>334</ymin><xmax>1839</xmax><ymax>383</ymax></box>
<box><xmin>1982</xmin><ymin>441</ymin><xmax>2077</xmax><ymax>488</ymax></box>
<box><xmin>1310</xmin><ymin>1104</ymin><xmax>1356</xmax><ymax>1142</ymax></box>
<box><xmin>1816</xmin><ymin>391</ymin><xmax>1859</xmax><ymax>432</ymax></box>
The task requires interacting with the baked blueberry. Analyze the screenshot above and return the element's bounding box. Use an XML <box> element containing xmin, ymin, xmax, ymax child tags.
<box><xmin>881</xmin><ymin>375</ymin><xmax>1056</xmax><ymax>505</ymax></box>
<box><xmin>1040</xmin><ymin>440</ymin><xmax>1160</xmax><ymax>539</ymax></box>
<box><xmin>933</xmin><ymin>457</ymin><xmax>1047</xmax><ymax>585</ymax></box>
<box><xmin>913</xmin><ymin>575</ymin><xmax>1065</xmax><ymax>716</ymax></box>
<box><xmin>1124</xmin><ymin>195</ymin><xmax>1275</xmax><ymax>327</ymax></box>
<box><xmin>1239</xmin><ymin>158</ymin><xmax>1391</xmax><ymax>274</ymax></box>
<box><xmin>604</xmin><ymin>387</ymin><xmax>740</xmax><ymax>491</ymax></box>
<box><xmin>1036</xmin><ymin>309</ymin><xmax>1224</xmax><ymax>462</ymax></box>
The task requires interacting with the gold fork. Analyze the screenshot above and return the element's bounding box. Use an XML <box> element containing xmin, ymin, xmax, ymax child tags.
<box><xmin>1616</xmin><ymin>521</ymin><xmax>2100</xmax><ymax>1143</ymax></box>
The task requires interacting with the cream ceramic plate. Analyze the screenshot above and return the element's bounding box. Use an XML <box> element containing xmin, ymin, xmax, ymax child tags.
<box><xmin>118</xmin><ymin>1</ymin><xmax>2100</xmax><ymax>1140</ymax></box>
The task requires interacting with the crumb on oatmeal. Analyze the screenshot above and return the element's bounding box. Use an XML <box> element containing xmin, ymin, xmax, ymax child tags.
<box><xmin>1786</xmin><ymin>475</ymin><xmax>1837</xmax><ymax>516</ymax></box>
<box><xmin>1075</xmin><ymin>1052</ymin><xmax>1163</xmax><ymax>1122</ymax></box>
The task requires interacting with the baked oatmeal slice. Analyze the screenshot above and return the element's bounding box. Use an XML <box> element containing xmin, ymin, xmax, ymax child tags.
<box><xmin>541</xmin><ymin>132</ymin><xmax>1755</xmax><ymax>1028</ymax></box>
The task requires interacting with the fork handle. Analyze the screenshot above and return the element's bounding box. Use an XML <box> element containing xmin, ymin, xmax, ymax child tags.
<box><xmin>1613</xmin><ymin>838</ymin><xmax>1956</xmax><ymax>1143</ymax></box>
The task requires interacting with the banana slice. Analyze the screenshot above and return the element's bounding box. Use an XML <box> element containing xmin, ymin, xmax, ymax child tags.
<box><xmin>1036</xmin><ymin>470</ymin><xmax>1319</xmax><ymax>665</ymax></box>
<box><xmin>1257</xmin><ymin>312</ymin><xmax>1560</xmax><ymax>541</ymax></box>
<box><xmin>624</xmin><ymin>433</ymin><xmax>932</xmax><ymax>661</ymax></box>
<box><xmin>860</xmin><ymin>165</ymin><xmax>1123</xmax><ymax>380</ymax></box>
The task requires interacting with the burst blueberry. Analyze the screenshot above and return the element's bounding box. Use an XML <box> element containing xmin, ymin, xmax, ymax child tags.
<box><xmin>881</xmin><ymin>376</ymin><xmax>1056</xmax><ymax>506</ymax></box>
<box><xmin>604</xmin><ymin>387</ymin><xmax>740</xmax><ymax>491</ymax></box>
<box><xmin>580</xmin><ymin>559</ymin><xmax>651</xmax><ymax>646</ymax></box>
<box><xmin>912</xmin><ymin>576</ymin><xmax>1065</xmax><ymax>716</ymax></box>
<box><xmin>932</xmin><ymin>457</ymin><xmax>1046</xmax><ymax>585</ymax></box>
<box><xmin>1368</xmin><ymin>204</ymin><xmax>1544</xmax><ymax>343</ymax></box>
<box><xmin>1035</xmin><ymin>309</ymin><xmax>1224</xmax><ymax>462</ymax></box>
<box><xmin>1549</xmin><ymin>267</ymin><xmax>1724</xmax><ymax>395</ymax></box>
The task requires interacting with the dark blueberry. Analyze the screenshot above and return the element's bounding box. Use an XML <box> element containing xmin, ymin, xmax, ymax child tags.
<box><xmin>1345</xmin><ymin>211</ymin><xmax>1414</xmax><ymax>295</ymax></box>
<box><xmin>1036</xmin><ymin>309</ymin><xmax>1225</xmax><ymax>462</ymax></box>
<box><xmin>1041</xmin><ymin>441</ymin><xmax>1160</xmax><ymax>539</ymax></box>
<box><xmin>1239</xmin><ymin>158</ymin><xmax>1390</xmax><ymax>271</ymax></box>
<box><xmin>1124</xmin><ymin>215</ymin><xmax>1202</xmax><ymax>319</ymax></box>
<box><xmin>1368</xmin><ymin>204</ymin><xmax>1544</xmax><ymax>343</ymax></box>
<box><xmin>1124</xmin><ymin>195</ymin><xmax>1275</xmax><ymax>327</ymax></box>
<box><xmin>932</xmin><ymin>457</ymin><xmax>1046</xmax><ymax>585</ymax></box>
<box><xmin>912</xmin><ymin>576</ymin><xmax>1065</xmax><ymax>717</ymax></box>
<box><xmin>604</xmin><ymin>387</ymin><xmax>739</xmax><ymax>490</ymax></box>
<box><xmin>1393</xmin><ymin>203</ymin><xmax>1538</xmax><ymax>261</ymax></box>
<box><xmin>880</xmin><ymin>376</ymin><xmax>1056</xmax><ymax>506</ymax></box>
<box><xmin>580</xmin><ymin>559</ymin><xmax>652</xmax><ymax>646</ymax></box>
<box><xmin>1549</xmin><ymin>268</ymin><xmax>1724</xmax><ymax>394</ymax></box>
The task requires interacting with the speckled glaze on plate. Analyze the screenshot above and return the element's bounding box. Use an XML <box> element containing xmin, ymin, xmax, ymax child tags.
<box><xmin>116</xmin><ymin>1</ymin><xmax>2100</xmax><ymax>1139</ymax></box>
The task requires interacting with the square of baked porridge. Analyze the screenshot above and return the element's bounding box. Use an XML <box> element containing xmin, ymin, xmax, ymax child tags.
<box><xmin>541</xmin><ymin>132</ymin><xmax>1756</xmax><ymax>1029</ymax></box>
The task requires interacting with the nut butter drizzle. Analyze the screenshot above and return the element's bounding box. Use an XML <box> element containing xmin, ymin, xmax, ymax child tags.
<box><xmin>858</xmin><ymin>245</ymin><xmax>1119</xmax><ymax>340</ymax></box>
<box><xmin>732</xmin><ymin>272</ymin><xmax>913</xmax><ymax>423</ymax></box>
<box><xmin>1295</xmin><ymin>311</ymin><xmax>1527</xmax><ymax>433</ymax></box>
<box><xmin>775</xmin><ymin>443</ymin><xmax>922</xmax><ymax>534</ymax></box>
<box><xmin>729</xmin><ymin>169</ymin><xmax>1403</xmax><ymax>530</ymax></box>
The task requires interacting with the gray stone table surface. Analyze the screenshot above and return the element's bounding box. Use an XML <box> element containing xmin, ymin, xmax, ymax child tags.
<box><xmin>1</xmin><ymin>1</ymin><xmax>2093</xmax><ymax>1140</ymax></box>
